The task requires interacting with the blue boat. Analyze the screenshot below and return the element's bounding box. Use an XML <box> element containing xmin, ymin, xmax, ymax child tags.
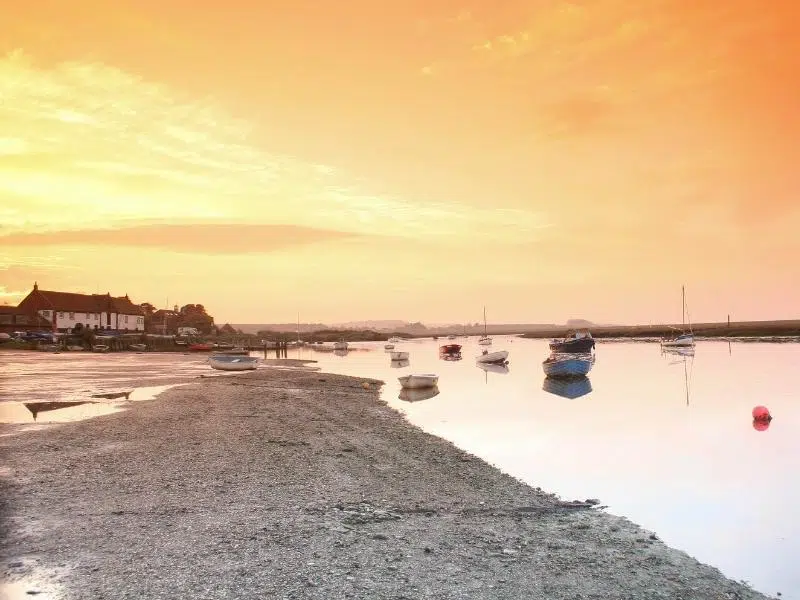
<box><xmin>542</xmin><ymin>376</ymin><xmax>592</xmax><ymax>399</ymax></box>
<box><xmin>541</xmin><ymin>353</ymin><xmax>595</xmax><ymax>378</ymax></box>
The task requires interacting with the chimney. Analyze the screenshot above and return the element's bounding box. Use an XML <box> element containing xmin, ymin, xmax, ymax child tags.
<box><xmin>33</xmin><ymin>281</ymin><xmax>38</xmax><ymax>291</ymax></box>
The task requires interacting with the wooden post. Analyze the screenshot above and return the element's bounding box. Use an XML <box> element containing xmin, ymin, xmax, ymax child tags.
<box><xmin>727</xmin><ymin>314</ymin><xmax>730</xmax><ymax>328</ymax></box>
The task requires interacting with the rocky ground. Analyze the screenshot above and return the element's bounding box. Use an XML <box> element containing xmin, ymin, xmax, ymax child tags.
<box><xmin>0</xmin><ymin>367</ymin><xmax>771</xmax><ymax>599</ymax></box>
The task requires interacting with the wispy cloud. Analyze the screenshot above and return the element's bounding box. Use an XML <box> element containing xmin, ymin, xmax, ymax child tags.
<box><xmin>0</xmin><ymin>51</ymin><xmax>545</xmax><ymax>243</ymax></box>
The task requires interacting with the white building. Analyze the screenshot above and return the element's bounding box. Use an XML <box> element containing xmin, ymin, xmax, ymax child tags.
<box><xmin>17</xmin><ymin>283</ymin><xmax>145</xmax><ymax>332</ymax></box>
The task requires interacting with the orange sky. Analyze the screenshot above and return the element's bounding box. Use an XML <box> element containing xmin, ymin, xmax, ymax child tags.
<box><xmin>1</xmin><ymin>0</ymin><xmax>798</xmax><ymax>325</ymax></box>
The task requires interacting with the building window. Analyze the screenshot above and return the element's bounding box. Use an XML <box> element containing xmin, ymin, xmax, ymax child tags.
<box><xmin>0</xmin><ymin>315</ymin><xmax>12</xmax><ymax>325</ymax></box>
<box><xmin>68</xmin><ymin>312</ymin><xmax>75</xmax><ymax>319</ymax></box>
<box><xmin>94</xmin><ymin>313</ymin><xmax>98</xmax><ymax>320</ymax></box>
<box><xmin>124</xmin><ymin>315</ymin><xmax>129</xmax><ymax>323</ymax></box>
<box><xmin>41</xmin><ymin>310</ymin><xmax>51</xmax><ymax>317</ymax></box>
<box><xmin>58</xmin><ymin>312</ymin><xmax>64</xmax><ymax>319</ymax></box>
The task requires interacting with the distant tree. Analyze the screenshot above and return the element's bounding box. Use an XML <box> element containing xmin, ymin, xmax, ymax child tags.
<box><xmin>139</xmin><ymin>302</ymin><xmax>157</xmax><ymax>317</ymax></box>
<box><xmin>177</xmin><ymin>303</ymin><xmax>214</xmax><ymax>334</ymax></box>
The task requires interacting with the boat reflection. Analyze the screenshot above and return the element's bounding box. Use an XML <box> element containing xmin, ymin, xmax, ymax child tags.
<box><xmin>439</xmin><ymin>353</ymin><xmax>462</xmax><ymax>361</ymax></box>
<box><xmin>476</xmin><ymin>362</ymin><xmax>509</xmax><ymax>375</ymax></box>
<box><xmin>399</xmin><ymin>386</ymin><xmax>440</xmax><ymax>402</ymax></box>
<box><xmin>390</xmin><ymin>359</ymin><xmax>410</xmax><ymax>368</ymax></box>
<box><xmin>24</xmin><ymin>401</ymin><xmax>95</xmax><ymax>421</ymax></box>
<box><xmin>542</xmin><ymin>376</ymin><xmax>593</xmax><ymax>399</ymax></box>
<box><xmin>333</xmin><ymin>349</ymin><xmax>349</xmax><ymax>357</ymax></box>
<box><xmin>662</xmin><ymin>345</ymin><xmax>695</xmax><ymax>358</ymax></box>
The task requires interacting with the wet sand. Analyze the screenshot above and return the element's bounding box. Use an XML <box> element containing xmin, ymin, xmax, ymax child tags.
<box><xmin>0</xmin><ymin>366</ymin><xmax>770</xmax><ymax>599</ymax></box>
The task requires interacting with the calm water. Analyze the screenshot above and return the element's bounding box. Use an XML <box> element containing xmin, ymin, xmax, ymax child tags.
<box><xmin>1</xmin><ymin>339</ymin><xmax>797</xmax><ymax>597</ymax></box>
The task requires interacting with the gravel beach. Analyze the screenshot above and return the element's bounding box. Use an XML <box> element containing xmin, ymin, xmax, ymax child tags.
<box><xmin>0</xmin><ymin>365</ymin><xmax>770</xmax><ymax>599</ymax></box>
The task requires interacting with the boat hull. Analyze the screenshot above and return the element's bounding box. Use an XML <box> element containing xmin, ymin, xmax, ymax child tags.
<box><xmin>478</xmin><ymin>337</ymin><xmax>492</xmax><ymax>346</ymax></box>
<box><xmin>542</xmin><ymin>376</ymin><xmax>593</xmax><ymax>399</ymax></box>
<box><xmin>333</xmin><ymin>341</ymin><xmax>349</xmax><ymax>350</ymax></box>
<box><xmin>542</xmin><ymin>355</ymin><xmax>594</xmax><ymax>378</ymax></box>
<box><xmin>398</xmin><ymin>374</ymin><xmax>439</xmax><ymax>389</ymax></box>
<box><xmin>549</xmin><ymin>338</ymin><xmax>595</xmax><ymax>353</ymax></box>
<box><xmin>661</xmin><ymin>334</ymin><xmax>695</xmax><ymax>347</ymax></box>
<box><xmin>390</xmin><ymin>351</ymin><xmax>409</xmax><ymax>361</ymax></box>
<box><xmin>208</xmin><ymin>356</ymin><xmax>259</xmax><ymax>371</ymax></box>
<box><xmin>476</xmin><ymin>350</ymin><xmax>509</xmax><ymax>364</ymax></box>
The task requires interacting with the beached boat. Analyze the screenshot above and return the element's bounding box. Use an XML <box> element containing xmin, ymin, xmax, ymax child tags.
<box><xmin>92</xmin><ymin>344</ymin><xmax>110</xmax><ymax>353</ymax></box>
<box><xmin>476</xmin><ymin>349</ymin><xmax>509</xmax><ymax>364</ymax></box>
<box><xmin>66</xmin><ymin>345</ymin><xmax>84</xmax><ymax>352</ymax></box>
<box><xmin>390</xmin><ymin>351</ymin><xmax>410</xmax><ymax>361</ymax></box>
<box><xmin>389</xmin><ymin>358</ymin><xmax>410</xmax><ymax>368</ymax></box>
<box><xmin>399</xmin><ymin>386</ymin><xmax>440</xmax><ymax>402</ymax></box>
<box><xmin>129</xmin><ymin>343</ymin><xmax>147</xmax><ymax>352</ymax></box>
<box><xmin>333</xmin><ymin>341</ymin><xmax>349</xmax><ymax>350</ymax></box>
<box><xmin>188</xmin><ymin>343</ymin><xmax>213</xmax><ymax>352</ymax></box>
<box><xmin>661</xmin><ymin>286</ymin><xmax>696</xmax><ymax>348</ymax></box>
<box><xmin>542</xmin><ymin>375</ymin><xmax>593</xmax><ymax>399</ymax></box>
<box><xmin>549</xmin><ymin>330</ymin><xmax>595</xmax><ymax>353</ymax></box>
<box><xmin>398</xmin><ymin>374</ymin><xmax>439</xmax><ymax>389</ymax></box>
<box><xmin>542</xmin><ymin>353</ymin><xmax>594</xmax><ymax>378</ymax></box>
<box><xmin>208</xmin><ymin>355</ymin><xmax>259</xmax><ymax>371</ymax></box>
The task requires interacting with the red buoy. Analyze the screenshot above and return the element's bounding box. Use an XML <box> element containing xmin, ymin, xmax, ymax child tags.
<box><xmin>752</xmin><ymin>406</ymin><xmax>771</xmax><ymax>421</ymax></box>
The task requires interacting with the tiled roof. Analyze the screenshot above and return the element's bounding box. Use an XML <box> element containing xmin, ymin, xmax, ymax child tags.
<box><xmin>30</xmin><ymin>290</ymin><xmax>144</xmax><ymax>315</ymax></box>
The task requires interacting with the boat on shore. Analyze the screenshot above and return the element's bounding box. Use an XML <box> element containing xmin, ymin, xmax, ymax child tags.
<box><xmin>390</xmin><ymin>351</ymin><xmax>410</xmax><ymax>361</ymax></box>
<box><xmin>542</xmin><ymin>353</ymin><xmax>594</xmax><ymax>378</ymax></box>
<box><xmin>208</xmin><ymin>355</ymin><xmax>259</xmax><ymax>371</ymax></box>
<box><xmin>398</xmin><ymin>374</ymin><xmax>439</xmax><ymax>389</ymax></box>
<box><xmin>129</xmin><ymin>343</ymin><xmax>147</xmax><ymax>352</ymax></box>
<box><xmin>476</xmin><ymin>349</ymin><xmax>509</xmax><ymax>365</ymax></box>
<box><xmin>92</xmin><ymin>344</ymin><xmax>110</xmax><ymax>353</ymax></box>
<box><xmin>549</xmin><ymin>330</ymin><xmax>595</xmax><ymax>353</ymax></box>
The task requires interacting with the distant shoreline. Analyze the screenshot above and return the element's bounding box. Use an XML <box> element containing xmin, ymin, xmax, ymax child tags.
<box><xmin>515</xmin><ymin>319</ymin><xmax>800</xmax><ymax>340</ymax></box>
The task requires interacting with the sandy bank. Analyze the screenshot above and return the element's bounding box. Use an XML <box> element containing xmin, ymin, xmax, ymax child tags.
<box><xmin>0</xmin><ymin>368</ymin><xmax>770</xmax><ymax>599</ymax></box>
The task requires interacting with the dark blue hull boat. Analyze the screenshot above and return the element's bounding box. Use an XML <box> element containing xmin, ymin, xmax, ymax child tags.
<box><xmin>549</xmin><ymin>337</ymin><xmax>595</xmax><ymax>353</ymax></box>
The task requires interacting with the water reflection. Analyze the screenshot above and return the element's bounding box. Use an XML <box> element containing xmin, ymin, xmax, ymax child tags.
<box><xmin>333</xmin><ymin>349</ymin><xmax>349</xmax><ymax>357</ymax></box>
<box><xmin>399</xmin><ymin>386</ymin><xmax>440</xmax><ymax>402</ymax></box>
<box><xmin>663</xmin><ymin>346</ymin><xmax>694</xmax><ymax>406</ymax></box>
<box><xmin>542</xmin><ymin>376</ymin><xmax>592</xmax><ymax>399</ymax></box>
<box><xmin>25</xmin><ymin>401</ymin><xmax>94</xmax><ymax>420</ymax></box>
<box><xmin>390</xmin><ymin>359</ymin><xmax>410</xmax><ymax>368</ymax></box>
<box><xmin>476</xmin><ymin>362</ymin><xmax>509</xmax><ymax>375</ymax></box>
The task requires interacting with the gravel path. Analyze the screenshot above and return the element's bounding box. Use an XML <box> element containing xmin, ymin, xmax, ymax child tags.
<box><xmin>0</xmin><ymin>367</ymin><xmax>770</xmax><ymax>599</ymax></box>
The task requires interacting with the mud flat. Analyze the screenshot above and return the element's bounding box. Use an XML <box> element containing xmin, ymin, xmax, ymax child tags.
<box><xmin>0</xmin><ymin>368</ymin><xmax>770</xmax><ymax>599</ymax></box>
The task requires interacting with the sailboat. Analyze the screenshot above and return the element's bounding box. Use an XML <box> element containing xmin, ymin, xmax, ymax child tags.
<box><xmin>478</xmin><ymin>307</ymin><xmax>492</xmax><ymax>346</ymax></box>
<box><xmin>661</xmin><ymin>286</ymin><xmax>695</xmax><ymax>348</ymax></box>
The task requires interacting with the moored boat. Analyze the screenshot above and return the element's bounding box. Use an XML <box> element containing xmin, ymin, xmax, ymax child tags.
<box><xmin>398</xmin><ymin>374</ymin><xmax>439</xmax><ymax>389</ymax></box>
<box><xmin>439</xmin><ymin>344</ymin><xmax>461</xmax><ymax>355</ymax></box>
<box><xmin>384</xmin><ymin>344</ymin><xmax>395</xmax><ymax>350</ymax></box>
<box><xmin>92</xmin><ymin>344</ymin><xmax>110</xmax><ymax>353</ymax></box>
<box><xmin>333</xmin><ymin>341</ymin><xmax>349</xmax><ymax>350</ymax></box>
<box><xmin>188</xmin><ymin>343</ymin><xmax>213</xmax><ymax>352</ymax></box>
<box><xmin>661</xmin><ymin>285</ymin><xmax>696</xmax><ymax>348</ymax></box>
<box><xmin>208</xmin><ymin>355</ymin><xmax>259</xmax><ymax>371</ymax></box>
<box><xmin>476</xmin><ymin>349</ymin><xmax>509</xmax><ymax>364</ymax></box>
<box><xmin>388</xmin><ymin>337</ymin><xmax>402</xmax><ymax>343</ymax></box>
<box><xmin>549</xmin><ymin>330</ymin><xmax>595</xmax><ymax>353</ymax></box>
<box><xmin>542</xmin><ymin>353</ymin><xmax>594</xmax><ymax>378</ymax></box>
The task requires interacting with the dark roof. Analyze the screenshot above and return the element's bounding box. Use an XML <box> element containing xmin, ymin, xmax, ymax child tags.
<box><xmin>30</xmin><ymin>290</ymin><xmax>144</xmax><ymax>315</ymax></box>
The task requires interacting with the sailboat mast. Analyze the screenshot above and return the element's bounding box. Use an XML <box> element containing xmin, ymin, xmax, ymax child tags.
<box><xmin>681</xmin><ymin>286</ymin><xmax>685</xmax><ymax>327</ymax></box>
<box><xmin>483</xmin><ymin>306</ymin><xmax>487</xmax><ymax>336</ymax></box>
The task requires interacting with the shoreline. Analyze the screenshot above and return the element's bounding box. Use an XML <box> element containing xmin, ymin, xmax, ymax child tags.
<box><xmin>0</xmin><ymin>366</ymin><xmax>772</xmax><ymax>599</ymax></box>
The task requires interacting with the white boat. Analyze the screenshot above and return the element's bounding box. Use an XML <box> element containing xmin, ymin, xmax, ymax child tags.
<box><xmin>542</xmin><ymin>354</ymin><xmax>594</xmax><ymax>378</ymax></box>
<box><xmin>333</xmin><ymin>341</ymin><xmax>349</xmax><ymax>350</ymax></box>
<box><xmin>92</xmin><ymin>344</ymin><xmax>110</xmax><ymax>353</ymax></box>
<box><xmin>478</xmin><ymin>306</ymin><xmax>492</xmax><ymax>345</ymax></box>
<box><xmin>398</xmin><ymin>374</ymin><xmax>439</xmax><ymax>389</ymax></box>
<box><xmin>388</xmin><ymin>337</ymin><xmax>401</xmax><ymax>343</ymax></box>
<box><xmin>390</xmin><ymin>351</ymin><xmax>409</xmax><ymax>361</ymax></box>
<box><xmin>661</xmin><ymin>286</ymin><xmax>696</xmax><ymax>348</ymax></box>
<box><xmin>129</xmin><ymin>343</ymin><xmax>147</xmax><ymax>352</ymax></box>
<box><xmin>399</xmin><ymin>386</ymin><xmax>440</xmax><ymax>402</ymax></box>
<box><xmin>476</xmin><ymin>350</ymin><xmax>509</xmax><ymax>364</ymax></box>
<box><xmin>208</xmin><ymin>355</ymin><xmax>259</xmax><ymax>371</ymax></box>
<box><xmin>384</xmin><ymin>344</ymin><xmax>395</xmax><ymax>350</ymax></box>
<box><xmin>66</xmin><ymin>345</ymin><xmax>84</xmax><ymax>352</ymax></box>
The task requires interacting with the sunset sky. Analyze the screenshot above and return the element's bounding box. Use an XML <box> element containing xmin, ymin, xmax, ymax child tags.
<box><xmin>1</xmin><ymin>1</ymin><xmax>798</xmax><ymax>325</ymax></box>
